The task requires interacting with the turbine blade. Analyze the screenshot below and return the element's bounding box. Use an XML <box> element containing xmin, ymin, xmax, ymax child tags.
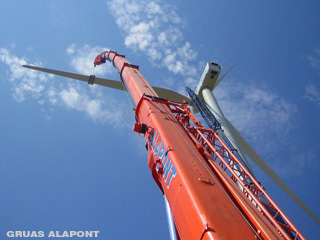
<box><xmin>152</xmin><ymin>86</ymin><xmax>193</xmax><ymax>105</ymax></box>
<box><xmin>22</xmin><ymin>65</ymin><xmax>125</xmax><ymax>91</ymax></box>
<box><xmin>22</xmin><ymin>65</ymin><xmax>193</xmax><ymax>105</ymax></box>
<box><xmin>225</xmin><ymin>118</ymin><xmax>320</xmax><ymax>224</ymax></box>
<box><xmin>213</xmin><ymin>64</ymin><xmax>236</xmax><ymax>90</ymax></box>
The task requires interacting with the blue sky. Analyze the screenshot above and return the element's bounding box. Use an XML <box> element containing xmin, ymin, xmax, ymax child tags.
<box><xmin>0</xmin><ymin>0</ymin><xmax>320</xmax><ymax>239</ymax></box>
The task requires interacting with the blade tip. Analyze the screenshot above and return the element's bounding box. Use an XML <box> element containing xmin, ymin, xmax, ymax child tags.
<box><xmin>21</xmin><ymin>65</ymin><xmax>31</xmax><ymax>68</ymax></box>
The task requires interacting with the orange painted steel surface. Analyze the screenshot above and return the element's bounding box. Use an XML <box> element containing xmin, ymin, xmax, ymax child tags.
<box><xmin>193</xmin><ymin>128</ymin><xmax>305</xmax><ymax>240</ymax></box>
<box><xmin>94</xmin><ymin>51</ymin><xmax>294</xmax><ymax>239</ymax></box>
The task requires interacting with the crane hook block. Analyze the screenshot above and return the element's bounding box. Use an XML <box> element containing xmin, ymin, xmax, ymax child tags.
<box><xmin>93</xmin><ymin>55</ymin><xmax>106</xmax><ymax>67</ymax></box>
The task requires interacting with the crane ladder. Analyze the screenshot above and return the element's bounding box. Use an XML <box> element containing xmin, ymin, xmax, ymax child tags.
<box><xmin>186</xmin><ymin>87</ymin><xmax>220</xmax><ymax>131</ymax></box>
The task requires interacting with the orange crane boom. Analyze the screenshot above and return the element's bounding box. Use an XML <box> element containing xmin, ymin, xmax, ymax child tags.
<box><xmin>93</xmin><ymin>51</ymin><xmax>304</xmax><ymax>240</ymax></box>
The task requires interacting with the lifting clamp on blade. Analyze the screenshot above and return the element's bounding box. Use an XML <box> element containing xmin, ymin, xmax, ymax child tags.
<box><xmin>88</xmin><ymin>75</ymin><xmax>95</xmax><ymax>85</ymax></box>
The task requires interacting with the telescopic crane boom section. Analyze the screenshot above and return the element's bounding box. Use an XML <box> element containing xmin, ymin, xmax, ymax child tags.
<box><xmin>94</xmin><ymin>51</ymin><xmax>305</xmax><ymax>240</ymax></box>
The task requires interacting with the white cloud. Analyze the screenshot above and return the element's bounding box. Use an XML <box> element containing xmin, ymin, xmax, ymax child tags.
<box><xmin>0</xmin><ymin>47</ymin><xmax>127</xmax><ymax>126</ymax></box>
<box><xmin>273</xmin><ymin>150</ymin><xmax>315</xmax><ymax>177</ymax></box>
<box><xmin>107</xmin><ymin>0</ymin><xmax>198</xmax><ymax>85</ymax></box>
<box><xmin>308</xmin><ymin>47</ymin><xmax>320</xmax><ymax>71</ymax></box>
<box><xmin>66</xmin><ymin>44</ymin><xmax>114</xmax><ymax>76</ymax></box>
<box><xmin>60</xmin><ymin>87</ymin><xmax>80</xmax><ymax>108</ymax></box>
<box><xmin>66</xmin><ymin>44</ymin><xmax>76</xmax><ymax>55</ymax></box>
<box><xmin>213</xmin><ymin>81</ymin><xmax>305</xmax><ymax>176</ymax></box>
<box><xmin>304</xmin><ymin>84</ymin><xmax>320</xmax><ymax>108</ymax></box>
<box><xmin>215</xmin><ymin>82</ymin><xmax>297</xmax><ymax>144</ymax></box>
<box><xmin>0</xmin><ymin>48</ymin><xmax>52</xmax><ymax>102</ymax></box>
<box><xmin>124</xmin><ymin>22</ymin><xmax>155</xmax><ymax>51</ymax></box>
<box><xmin>163</xmin><ymin>42</ymin><xmax>197</xmax><ymax>77</ymax></box>
<box><xmin>145</xmin><ymin>2</ymin><xmax>162</xmax><ymax>15</ymax></box>
<box><xmin>58</xmin><ymin>85</ymin><xmax>124</xmax><ymax>124</ymax></box>
<box><xmin>47</xmin><ymin>86</ymin><xmax>58</xmax><ymax>105</ymax></box>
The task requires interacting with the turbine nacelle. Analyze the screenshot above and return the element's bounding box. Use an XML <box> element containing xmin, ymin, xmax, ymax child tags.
<box><xmin>195</xmin><ymin>61</ymin><xmax>221</xmax><ymax>99</ymax></box>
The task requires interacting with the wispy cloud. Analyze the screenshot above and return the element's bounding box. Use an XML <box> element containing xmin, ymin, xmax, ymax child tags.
<box><xmin>107</xmin><ymin>0</ymin><xmax>198</xmax><ymax>87</ymax></box>
<box><xmin>66</xmin><ymin>44</ymin><xmax>114</xmax><ymax>76</ymax></box>
<box><xmin>0</xmin><ymin>46</ymin><xmax>127</xmax><ymax>126</ymax></box>
<box><xmin>304</xmin><ymin>84</ymin><xmax>320</xmax><ymax>108</ymax></box>
<box><xmin>0</xmin><ymin>47</ymin><xmax>53</xmax><ymax>102</ymax></box>
<box><xmin>308</xmin><ymin>47</ymin><xmax>320</xmax><ymax>72</ymax></box>
<box><xmin>215</xmin><ymin>82</ymin><xmax>297</xmax><ymax>142</ymax></box>
<box><xmin>303</xmin><ymin>48</ymin><xmax>320</xmax><ymax>111</ymax></box>
<box><xmin>215</xmin><ymin>81</ymin><xmax>298</xmax><ymax>171</ymax></box>
<box><xmin>57</xmin><ymin>83</ymin><xmax>124</xmax><ymax>123</ymax></box>
<box><xmin>214</xmin><ymin>81</ymin><xmax>317</xmax><ymax>177</ymax></box>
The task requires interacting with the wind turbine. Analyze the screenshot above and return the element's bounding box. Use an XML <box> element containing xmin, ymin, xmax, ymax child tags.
<box><xmin>189</xmin><ymin>62</ymin><xmax>320</xmax><ymax>225</ymax></box>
